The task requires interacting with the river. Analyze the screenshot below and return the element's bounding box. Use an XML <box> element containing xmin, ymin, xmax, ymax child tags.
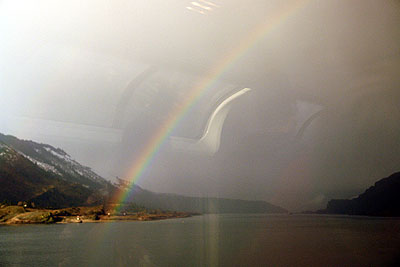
<box><xmin>1</xmin><ymin>214</ymin><xmax>400</xmax><ymax>266</ymax></box>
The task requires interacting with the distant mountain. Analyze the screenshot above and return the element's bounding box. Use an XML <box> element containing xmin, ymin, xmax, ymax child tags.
<box><xmin>321</xmin><ymin>172</ymin><xmax>400</xmax><ymax>216</ymax></box>
<box><xmin>118</xmin><ymin>184</ymin><xmax>287</xmax><ymax>214</ymax></box>
<box><xmin>0</xmin><ymin>133</ymin><xmax>286</xmax><ymax>213</ymax></box>
<box><xmin>0</xmin><ymin>133</ymin><xmax>113</xmax><ymax>207</ymax></box>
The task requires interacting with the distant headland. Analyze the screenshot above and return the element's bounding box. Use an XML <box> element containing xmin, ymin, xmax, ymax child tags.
<box><xmin>317</xmin><ymin>172</ymin><xmax>400</xmax><ymax>217</ymax></box>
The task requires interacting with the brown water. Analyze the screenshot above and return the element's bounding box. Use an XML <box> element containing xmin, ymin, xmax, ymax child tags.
<box><xmin>0</xmin><ymin>214</ymin><xmax>400</xmax><ymax>266</ymax></box>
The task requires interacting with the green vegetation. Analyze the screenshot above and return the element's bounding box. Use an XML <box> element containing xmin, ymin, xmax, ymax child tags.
<box><xmin>0</xmin><ymin>205</ymin><xmax>26</xmax><ymax>222</ymax></box>
<box><xmin>11</xmin><ymin>211</ymin><xmax>57</xmax><ymax>224</ymax></box>
<box><xmin>0</xmin><ymin>204</ymin><xmax>194</xmax><ymax>224</ymax></box>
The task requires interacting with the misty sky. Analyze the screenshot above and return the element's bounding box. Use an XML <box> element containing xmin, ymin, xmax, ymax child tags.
<box><xmin>1</xmin><ymin>0</ymin><xmax>400</xmax><ymax>210</ymax></box>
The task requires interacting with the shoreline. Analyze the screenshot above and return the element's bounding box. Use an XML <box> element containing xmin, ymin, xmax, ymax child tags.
<box><xmin>0</xmin><ymin>205</ymin><xmax>197</xmax><ymax>225</ymax></box>
<box><xmin>55</xmin><ymin>213</ymin><xmax>195</xmax><ymax>224</ymax></box>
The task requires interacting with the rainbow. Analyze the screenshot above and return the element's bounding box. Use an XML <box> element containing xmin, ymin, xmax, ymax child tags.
<box><xmin>113</xmin><ymin>0</ymin><xmax>310</xmax><ymax>207</ymax></box>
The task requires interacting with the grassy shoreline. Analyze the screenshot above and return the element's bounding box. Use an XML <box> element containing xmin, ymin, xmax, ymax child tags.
<box><xmin>0</xmin><ymin>205</ymin><xmax>197</xmax><ymax>225</ymax></box>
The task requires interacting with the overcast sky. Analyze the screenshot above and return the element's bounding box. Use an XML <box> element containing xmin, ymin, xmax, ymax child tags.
<box><xmin>1</xmin><ymin>0</ymin><xmax>400</xmax><ymax>210</ymax></box>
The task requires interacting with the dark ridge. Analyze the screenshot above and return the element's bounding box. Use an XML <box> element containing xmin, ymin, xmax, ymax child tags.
<box><xmin>319</xmin><ymin>172</ymin><xmax>400</xmax><ymax>217</ymax></box>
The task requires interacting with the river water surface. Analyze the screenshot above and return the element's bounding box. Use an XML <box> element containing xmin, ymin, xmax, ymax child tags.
<box><xmin>1</xmin><ymin>214</ymin><xmax>400</xmax><ymax>266</ymax></box>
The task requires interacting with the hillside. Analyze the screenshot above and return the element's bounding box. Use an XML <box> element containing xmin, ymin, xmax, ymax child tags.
<box><xmin>321</xmin><ymin>172</ymin><xmax>400</xmax><ymax>216</ymax></box>
<box><xmin>0</xmin><ymin>133</ymin><xmax>110</xmax><ymax>190</ymax></box>
<box><xmin>0</xmin><ymin>134</ymin><xmax>112</xmax><ymax>207</ymax></box>
<box><xmin>0</xmin><ymin>133</ymin><xmax>286</xmax><ymax>213</ymax></box>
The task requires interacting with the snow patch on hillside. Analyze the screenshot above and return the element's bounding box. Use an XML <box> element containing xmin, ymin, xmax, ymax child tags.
<box><xmin>44</xmin><ymin>146</ymin><xmax>69</xmax><ymax>159</ymax></box>
<box><xmin>0</xmin><ymin>145</ymin><xmax>18</xmax><ymax>161</ymax></box>
<box><xmin>21</xmin><ymin>153</ymin><xmax>62</xmax><ymax>176</ymax></box>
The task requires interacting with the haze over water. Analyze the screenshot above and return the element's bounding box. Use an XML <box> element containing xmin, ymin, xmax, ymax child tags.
<box><xmin>1</xmin><ymin>214</ymin><xmax>400</xmax><ymax>266</ymax></box>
